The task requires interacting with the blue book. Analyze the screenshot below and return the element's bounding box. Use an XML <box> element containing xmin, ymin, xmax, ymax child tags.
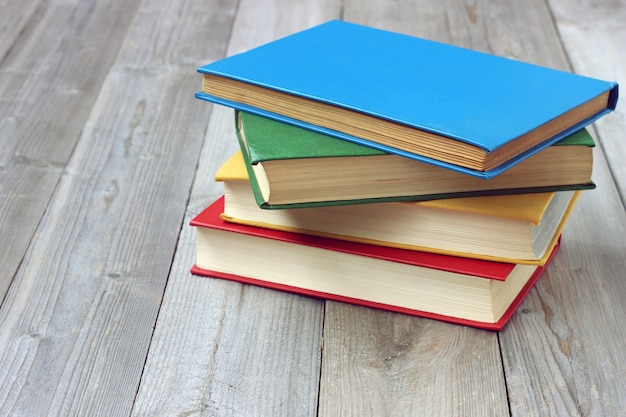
<box><xmin>196</xmin><ymin>20</ymin><xmax>618</xmax><ymax>179</ymax></box>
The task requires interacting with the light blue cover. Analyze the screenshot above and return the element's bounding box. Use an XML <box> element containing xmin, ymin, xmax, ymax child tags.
<box><xmin>197</xmin><ymin>20</ymin><xmax>618</xmax><ymax>178</ymax></box>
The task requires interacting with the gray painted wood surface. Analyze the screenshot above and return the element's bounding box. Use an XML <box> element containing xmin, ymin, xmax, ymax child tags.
<box><xmin>0</xmin><ymin>1</ymin><xmax>624</xmax><ymax>416</ymax></box>
<box><xmin>0</xmin><ymin>0</ymin><xmax>143</xmax><ymax>298</ymax></box>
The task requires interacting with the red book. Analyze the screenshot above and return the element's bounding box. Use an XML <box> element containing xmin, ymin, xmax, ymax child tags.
<box><xmin>190</xmin><ymin>197</ymin><xmax>560</xmax><ymax>330</ymax></box>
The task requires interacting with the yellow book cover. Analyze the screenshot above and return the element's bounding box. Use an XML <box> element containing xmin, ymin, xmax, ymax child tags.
<box><xmin>216</xmin><ymin>151</ymin><xmax>581</xmax><ymax>265</ymax></box>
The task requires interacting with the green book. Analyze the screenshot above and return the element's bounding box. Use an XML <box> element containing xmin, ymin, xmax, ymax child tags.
<box><xmin>234</xmin><ymin>111</ymin><xmax>595</xmax><ymax>209</ymax></box>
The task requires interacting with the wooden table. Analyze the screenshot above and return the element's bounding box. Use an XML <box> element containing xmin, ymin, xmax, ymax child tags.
<box><xmin>1</xmin><ymin>1</ymin><xmax>624</xmax><ymax>416</ymax></box>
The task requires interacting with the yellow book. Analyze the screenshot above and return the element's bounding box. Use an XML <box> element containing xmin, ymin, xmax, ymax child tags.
<box><xmin>216</xmin><ymin>151</ymin><xmax>581</xmax><ymax>265</ymax></box>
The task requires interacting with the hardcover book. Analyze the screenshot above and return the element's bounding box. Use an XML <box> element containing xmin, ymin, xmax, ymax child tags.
<box><xmin>196</xmin><ymin>20</ymin><xmax>618</xmax><ymax>178</ymax></box>
<box><xmin>190</xmin><ymin>197</ymin><xmax>561</xmax><ymax>330</ymax></box>
<box><xmin>216</xmin><ymin>151</ymin><xmax>580</xmax><ymax>265</ymax></box>
<box><xmin>234</xmin><ymin>111</ymin><xmax>595</xmax><ymax>208</ymax></box>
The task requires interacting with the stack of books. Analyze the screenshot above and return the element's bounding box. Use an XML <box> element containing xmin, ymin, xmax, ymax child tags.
<box><xmin>191</xmin><ymin>20</ymin><xmax>618</xmax><ymax>330</ymax></box>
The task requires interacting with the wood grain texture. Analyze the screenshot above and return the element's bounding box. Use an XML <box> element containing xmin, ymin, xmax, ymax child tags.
<box><xmin>343</xmin><ymin>0</ymin><xmax>570</xmax><ymax>64</ymax></box>
<box><xmin>548</xmin><ymin>0</ymin><xmax>626</xmax><ymax>199</ymax></box>
<box><xmin>0</xmin><ymin>0</ymin><xmax>234</xmax><ymax>415</ymax></box>
<box><xmin>0</xmin><ymin>0</ymin><xmax>41</xmax><ymax>62</ymax></box>
<box><xmin>130</xmin><ymin>103</ymin><xmax>326</xmax><ymax>417</ymax></box>
<box><xmin>319</xmin><ymin>303</ymin><xmax>508</xmax><ymax>417</ymax></box>
<box><xmin>131</xmin><ymin>1</ymin><xmax>340</xmax><ymax>416</ymax></box>
<box><xmin>0</xmin><ymin>0</ymin><xmax>143</xmax><ymax>300</ymax></box>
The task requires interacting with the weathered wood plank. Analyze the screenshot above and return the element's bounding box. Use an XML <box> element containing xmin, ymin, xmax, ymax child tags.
<box><xmin>0</xmin><ymin>0</ymin><xmax>41</xmax><ymax>61</ymax></box>
<box><xmin>129</xmin><ymin>107</ymin><xmax>326</xmax><ymax>417</ymax></box>
<box><xmin>0</xmin><ymin>0</ymin><xmax>143</xmax><ymax>300</ymax></box>
<box><xmin>343</xmin><ymin>0</ymin><xmax>571</xmax><ymax>67</ymax></box>
<box><xmin>548</xmin><ymin>0</ymin><xmax>626</xmax><ymax>200</ymax></box>
<box><xmin>320</xmin><ymin>304</ymin><xmax>508</xmax><ymax>417</ymax></box>
<box><xmin>131</xmin><ymin>1</ymin><xmax>340</xmax><ymax>415</ymax></box>
<box><xmin>0</xmin><ymin>0</ymin><xmax>236</xmax><ymax>416</ymax></box>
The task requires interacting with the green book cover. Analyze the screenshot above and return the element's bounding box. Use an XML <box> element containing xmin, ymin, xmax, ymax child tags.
<box><xmin>238</xmin><ymin>110</ymin><xmax>594</xmax><ymax>162</ymax></box>
<box><xmin>233</xmin><ymin>111</ymin><xmax>595</xmax><ymax>210</ymax></box>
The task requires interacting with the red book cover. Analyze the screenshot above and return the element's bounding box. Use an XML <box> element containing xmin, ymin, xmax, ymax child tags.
<box><xmin>190</xmin><ymin>197</ymin><xmax>559</xmax><ymax>330</ymax></box>
<box><xmin>191</xmin><ymin>197</ymin><xmax>516</xmax><ymax>280</ymax></box>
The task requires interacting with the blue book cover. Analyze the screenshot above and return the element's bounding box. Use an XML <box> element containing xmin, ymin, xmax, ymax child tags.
<box><xmin>196</xmin><ymin>20</ymin><xmax>618</xmax><ymax>179</ymax></box>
